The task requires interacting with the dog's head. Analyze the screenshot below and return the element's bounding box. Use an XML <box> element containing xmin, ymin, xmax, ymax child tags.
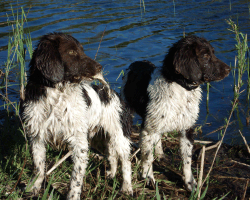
<box><xmin>29</xmin><ymin>32</ymin><xmax>105</xmax><ymax>85</ymax></box>
<box><xmin>162</xmin><ymin>35</ymin><xmax>231</xmax><ymax>90</ymax></box>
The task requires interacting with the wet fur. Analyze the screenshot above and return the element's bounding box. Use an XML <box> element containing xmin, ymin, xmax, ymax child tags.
<box><xmin>121</xmin><ymin>35</ymin><xmax>231</xmax><ymax>191</ymax></box>
<box><xmin>22</xmin><ymin>32</ymin><xmax>133</xmax><ymax>199</ymax></box>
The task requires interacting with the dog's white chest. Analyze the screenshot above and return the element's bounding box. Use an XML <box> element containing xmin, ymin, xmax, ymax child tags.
<box><xmin>23</xmin><ymin>85</ymin><xmax>88</xmax><ymax>147</ymax></box>
<box><xmin>146</xmin><ymin>71</ymin><xmax>202</xmax><ymax>133</ymax></box>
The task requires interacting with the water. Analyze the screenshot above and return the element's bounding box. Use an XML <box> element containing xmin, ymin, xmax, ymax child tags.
<box><xmin>0</xmin><ymin>0</ymin><xmax>250</xmax><ymax>144</ymax></box>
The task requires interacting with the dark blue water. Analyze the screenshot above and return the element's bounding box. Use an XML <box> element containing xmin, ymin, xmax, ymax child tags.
<box><xmin>0</xmin><ymin>0</ymin><xmax>250</xmax><ymax>144</ymax></box>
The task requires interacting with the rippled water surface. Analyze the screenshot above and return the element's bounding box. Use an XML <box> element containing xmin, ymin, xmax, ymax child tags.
<box><xmin>1</xmin><ymin>0</ymin><xmax>250</xmax><ymax>143</ymax></box>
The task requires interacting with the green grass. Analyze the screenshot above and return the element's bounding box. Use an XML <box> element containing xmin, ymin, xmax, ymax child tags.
<box><xmin>1</xmin><ymin>5</ymin><xmax>32</xmax><ymax>124</ymax></box>
<box><xmin>227</xmin><ymin>18</ymin><xmax>250</xmax><ymax>101</ymax></box>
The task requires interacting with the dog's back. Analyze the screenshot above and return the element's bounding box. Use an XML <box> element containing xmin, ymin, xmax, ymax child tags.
<box><xmin>90</xmin><ymin>85</ymin><xmax>133</xmax><ymax>153</ymax></box>
<box><xmin>121</xmin><ymin>60</ymin><xmax>156</xmax><ymax>119</ymax></box>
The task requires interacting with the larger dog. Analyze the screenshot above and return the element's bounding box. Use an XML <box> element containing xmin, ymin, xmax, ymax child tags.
<box><xmin>121</xmin><ymin>35</ymin><xmax>231</xmax><ymax>191</ymax></box>
<box><xmin>22</xmin><ymin>32</ymin><xmax>133</xmax><ymax>199</ymax></box>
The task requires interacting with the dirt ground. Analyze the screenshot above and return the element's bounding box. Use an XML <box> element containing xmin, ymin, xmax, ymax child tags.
<box><xmin>129</xmin><ymin>126</ymin><xmax>250</xmax><ymax>200</ymax></box>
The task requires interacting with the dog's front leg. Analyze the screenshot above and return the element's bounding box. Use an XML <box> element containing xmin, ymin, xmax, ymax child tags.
<box><xmin>179</xmin><ymin>130</ymin><xmax>197</xmax><ymax>192</ymax></box>
<box><xmin>140</xmin><ymin>129</ymin><xmax>159</xmax><ymax>185</ymax></box>
<box><xmin>154</xmin><ymin>137</ymin><xmax>165</xmax><ymax>160</ymax></box>
<box><xmin>29</xmin><ymin>138</ymin><xmax>46</xmax><ymax>195</ymax></box>
<box><xmin>67</xmin><ymin>136</ymin><xmax>88</xmax><ymax>200</ymax></box>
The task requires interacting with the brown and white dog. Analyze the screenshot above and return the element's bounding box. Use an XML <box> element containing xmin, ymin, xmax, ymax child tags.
<box><xmin>22</xmin><ymin>32</ymin><xmax>133</xmax><ymax>199</ymax></box>
<box><xmin>121</xmin><ymin>35</ymin><xmax>231</xmax><ymax>191</ymax></box>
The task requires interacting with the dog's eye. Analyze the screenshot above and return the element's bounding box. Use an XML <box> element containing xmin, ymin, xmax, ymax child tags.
<box><xmin>68</xmin><ymin>50</ymin><xmax>77</xmax><ymax>55</ymax></box>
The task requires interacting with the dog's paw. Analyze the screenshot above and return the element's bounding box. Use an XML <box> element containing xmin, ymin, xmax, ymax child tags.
<box><xmin>140</xmin><ymin>174</ymin><xmax>156</xmax><ymax>190</ymax></box>
<box><xmin>120</xmin><ymin>181</ymin><xmax>133</xmax><ymax>196</ymax></box>
<box><xmin>106</xmin><ymin>170</ymin><xmax>115</xmax><ymax>179</ymax></box>
<box><xmin>156</xmin><ymin>154</ymin><xmax>167</xmax><ymax>163</ymax></box>
<box><xmin>25</xmin><ymin>182</ymin><xmax>40</xmax><ymax>196</ymax></box>
<box><xmin>67</xmin><ymin>191</ymin><xmax>81</xmax><ymax>200</ymax></box>
<box><xmin>183</xmin><ymin>175</ymin><xmax>197</xmax><ymax>192</ymax></box>
<box><xmin>25</xmin><ymin>186</ymin><xmax>40</xmax><ymax>197</ymax></box>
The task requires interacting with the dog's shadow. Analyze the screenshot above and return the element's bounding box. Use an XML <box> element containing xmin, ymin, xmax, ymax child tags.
<box><xmin>132</xmin><ymin>145</ymin><xmax>185</xmax><ymax>190</ymax></box>
<box><xmin>153</xmin><ymin>150</ymin><xmax>185</xmax><ymax>190</ymax></box>
<box><xmin>0</xmin><ymin>109</ymin><xmax>26</xmax><ymax>171</ymax></box>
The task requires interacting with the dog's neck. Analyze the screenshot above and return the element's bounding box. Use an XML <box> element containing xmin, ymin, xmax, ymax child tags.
<box><xmin>160</xmin><ymin>64</ymin><xmax>199</xmax><ymax>91</ymax></box>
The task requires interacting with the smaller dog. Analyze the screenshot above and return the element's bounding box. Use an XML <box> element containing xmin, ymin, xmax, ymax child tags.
<box><xmin>121</xmin><ymin>35</ymin><xmax>231</xmax><ymax>191</ymax></box>
<box><xmin>22</xmin><ymin>32</ymin><xmax>132</xmax><ymax>199</ymax></box>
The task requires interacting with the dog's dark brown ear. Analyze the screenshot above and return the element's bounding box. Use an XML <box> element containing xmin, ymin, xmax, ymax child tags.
<box><xmin>33</xmin><ymin>34</ymin><xmax>64</xmax><ymax>83</ymax></box>
<box><xmin>173</xmin><ymin>42</ymin><xmax>202</xmax><ymax>82</ymax></box>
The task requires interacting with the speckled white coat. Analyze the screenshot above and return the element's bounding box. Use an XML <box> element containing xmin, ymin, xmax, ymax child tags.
<box><xmin>139</xmin><ymin>69</ymin><xmax>201</xmax><ymax>191</ymax></box>
<box><xmin>23</xmin><ymin>81</ymin><xmax>132</xmax><ymax>199</ymax></box>
<box><xmin>145</xmin><ymin>69</ymin><xmax>202</xmax><ymax>133</ymax></box>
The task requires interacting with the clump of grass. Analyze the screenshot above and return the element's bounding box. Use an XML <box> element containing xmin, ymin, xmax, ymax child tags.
<box><xmin>227</xmin><ymin>18</ymin><xmax>250</xmax><ymax>134</ymax></box>
<box><xmin>227</xmin><ymin>19</ymin><xmax>249</xmax><ymax>101</ymax></box>
<box><xmin>1</xmin><ymin>5</ymin><xmax>32</xmax><ymax>106</ymax></box>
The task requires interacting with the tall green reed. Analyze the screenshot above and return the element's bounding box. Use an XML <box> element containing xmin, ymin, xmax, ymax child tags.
<box><xmin>227</xmin><ymin>19</ymin><xmax>250</xmax><ymax>126</ymax></box>
<box><xmin>206</xmin><ymin>83</ymin><xmax>210</xmax><ymax>114</ymax></box>
<box><xmin>140</xmin><ymin>0</ymin><xmax>146</xmax><ymax>15</ymax></box>
<box><xmin>227</xmin><ymin>19</ymin><xmax>249</xmax><ymax>101</ymax></box>
<box><xmin>2</xmin><ymin>6</ymin><xmax>32</xmax><ymax>111</ymax></box>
